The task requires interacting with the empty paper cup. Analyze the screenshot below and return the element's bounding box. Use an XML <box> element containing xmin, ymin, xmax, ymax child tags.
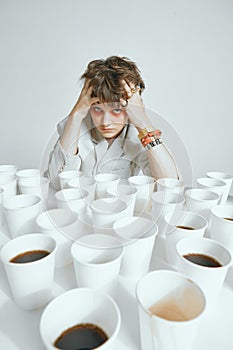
<box><xmin>3</xmin><ymin>194</ymin><xmax>42</xmax><ymax>238</ymax></box>
<box><xmin>196</xmin><ymin>177</ymin><xmax>227</xmax><ymax>205</ymax></box>
<box><xmin>1</xmin><ymin>233</ymin><xmax>56</xmax><ymax>310</ymax></box>
<box><xmin>206</xmin><ymin>171</ymin><xmax>233</xmax><ymax>204</ymax></box>
<box><xmin>68</xmin><ymin>175</ymin><xmax>96</xmax><ymax>203</ymax></box>
<box><xmin>55</xmin><ymin>188</ymin><xmax>89</xmax><ymax>215</ymax></box>
<box><xmin>91</xmin><ymin>198</ymin><xmax>127</xmax><ymax>234</ymax></box>
<box><xmin>16</xmin><ymin>168</ymin><xmax>40</xmax><ymax>180</ymax></box>
<box><xmin>58</xmin><ymin>170</ymin><xmax>84</xmax><ymax>189</ymax></box>
<box><xmin>156</xmin><ymin>177</ymin><xmax>186</xmax><ymax>196</ymax></box>
<box><xmin>136</xmin><ymin>269</ymin><xmax>206</xmax><ymax>350</ymax></box>
<box><xmin>40</xmin><ymin>288</ymin><xmax>121</xmax><ymax>350</ymax></box>
<box><xmin>113</xmin><ymin>216</ymin><xmax>158</xmax><ymax>279</ymax></box>
<box><xmin>36</xmin><ymin>208</ymin><xmax>81</xmax><ymax>268</ymax></box>
<box><xmin>185</xmin><ymin>188</ymin><xmax>220</xmax><ymax>220</ymax></box>
<box><xmin>128</xmin><ymin>175</ymin><xmax>156</xmax><ymax>214</ymax></box>
<box><xmin>94</xmin><ymin>173</ymin><xmax>120</xmax><ymax>199</ymax></box>
<box><xmin>71</xmin><ymin>234</ymin><xmax>124</xmax><ymax>297</ymax></box>
<box><xmin>0</xmin><ymin>174</ymin><xmax>17</xmax><ymax>199</ymax></box>
<box><xmin>106</xmin><ymin>184</ymin><xmax>137</xmax><ymax>216</ymax></box>
<box><xmin>209</xmin><ymin>205</ymin><xmax>233</xmax><ymax>257</ymax></box>
<box><xmin>0</xmin><ymin>164</ymin><xmax>17</xmax><ymax>176</ymax></box>
<box><xmin>18</xmin><ymin>176</ymin><xmax>50</xmax><ymax>203</ymax></box>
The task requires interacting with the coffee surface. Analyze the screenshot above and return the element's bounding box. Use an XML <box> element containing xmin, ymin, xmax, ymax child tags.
<box><xmin>224</xmin><ymin>217</ymin><xmax>233</xmax><ymax>222</ymax></box>
<box><xmin>54</xmin><ymin>323</ymin><xmax>108</xmax><ymax>350</ymax></box>
<box><xmin>176</xmin><ymin>225</ymin><xmax>195</xmax><ymax>230</ymax></box>
<box><xmin>10</xmin><ymin>250</ymin><xmax>50</xmax><ymax>263</ymax></box>
<box><xmin>183</xmin><ymin>253</ymin><xmax>222</xmax><ymax>268</ymax></box>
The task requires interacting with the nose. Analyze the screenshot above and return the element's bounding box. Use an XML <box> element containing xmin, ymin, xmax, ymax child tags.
<box><xmin>102</xmin><ymin>112</ymin><xmax>111</xmax><ymax>126</ymax></box>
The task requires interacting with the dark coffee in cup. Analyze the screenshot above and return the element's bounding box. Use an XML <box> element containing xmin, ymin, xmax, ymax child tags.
<box><xmin>54</xmin><ymin>323</ymin><xmax>108</xmax><ymax>350</ymax></box>
<box><xmin>183</xmin><ymin>253</ymin><xmax>222</xmax><ymax>268</ymax></box>
<box><xmin>176</xmin><ymin>225</ymin><xmax>195</xmax><ymax>230</ymax></box>
<box><xmin>224</xmin><ymin>217</ymin><xmax>233</xmax><ymax>222</ymax></box>
<box><xmin>10</xmin><ymin>250</ymin><xmax>50</xmax><ymax>263</ymax></box>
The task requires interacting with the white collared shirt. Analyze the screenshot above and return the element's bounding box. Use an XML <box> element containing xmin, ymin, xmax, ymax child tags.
<box><xmin>45</xmin><ymin>114</ymin><xmax>152</xmax><ymax>189</ymax></box>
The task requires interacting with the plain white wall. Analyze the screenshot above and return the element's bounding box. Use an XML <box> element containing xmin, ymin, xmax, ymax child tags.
<box><xmin>1</xmin><ymin>0</ymin><xmax>233</xmax><ymax>187</ymax></box>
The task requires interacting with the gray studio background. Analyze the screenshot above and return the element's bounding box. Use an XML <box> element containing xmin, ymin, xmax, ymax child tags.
<box><xmin>1</xmin><ymin>0</ymin><xmax>233</xmax><ymax>188</ymax></box>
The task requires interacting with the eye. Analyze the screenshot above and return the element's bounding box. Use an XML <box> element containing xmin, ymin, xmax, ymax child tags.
<box><xmin>112</xmin><ymin>108</ymin><xmax>122</xmax><ymax>114</ymax></box>
<box><xmin>91</xmin><ymin>106</ymin><xmax>103</xmax><ymax>114</ymax></box>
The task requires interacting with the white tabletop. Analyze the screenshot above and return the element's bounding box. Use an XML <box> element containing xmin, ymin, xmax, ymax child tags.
<box><xmin>0</xmin><ymin>195</ymin><xmax>233</xmax><ymax>349</ymax></box>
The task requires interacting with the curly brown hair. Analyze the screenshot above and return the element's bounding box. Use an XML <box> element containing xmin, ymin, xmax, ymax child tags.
<box><xmin>80</xmin><ymin>56</ymin><xmax>145</xmax><ymax>103</ymax></box>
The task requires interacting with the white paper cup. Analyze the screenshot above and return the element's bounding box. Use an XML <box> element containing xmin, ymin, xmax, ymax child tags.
<box><xmin>16</xmin><ymin>168</ymin><xmax>40</xmax><ymax>180</ymax></box>
<box><xmin>206</xmin><ymin>171</ymin><xmax>233</xmax><ymax>204</ymax></box>
<box><xmin>68</xmin><ymin>175</ymin><xmax>96</xmax><ymax>203</ymax></box>
<box><xmin>91</xmin><ymin>198</ymin><xmax>127</xmax><ymax>234</ymax></box>
<box><xmin>176</xmin><ymin>237</ymin><xmax>232</xmax><ymax>308</ymax></box>
<box><xmin>0</xmin><ymin>175</ymin><xmax>17</xmax><ymax>199</ymax></box>
<box><xmin>71</xmin><ymin>234</ymin><xmax>123</xmax><ymax>298</ymax></box>
<box><xmin>209</xmin><ymin>205</ymin><xmax>233</xmax><ymax>257</ymax></box>
<box><xmin>55</xmin><ymin>188</ymin><xmax>89</xmax><ymax>216</ymax></box>
<box><xmin>0</xmin><ymin>187</ymin><xmax>4</xmax><ymax>226</ymax></box>
<box><xmin>185</xmin><ymin>188</ymin><xmax>220</xmax><ymax>221</ymax></box>
<box><xmin>106</xmin><ymin>184</ymin><xmax>137</xmax><ymax>216</ymax></box>
<box><xmin>136</xmin><ymin>270</ymin><xmax>206</xmax><ymax>350</ymax></box>
<box><xmin>196</xmin><ymin>177</ymin><xmax>227</xmax><ymax>205</ymax></box>
<box><xmin>40</xmin><ymin>288</ymin><xmax>121</xmax><ymax>350</ymax></box>
<box><xmin>18</xmin><ymin>176</ymin><xmax>50</xmax><ymax>203</ymax></box>
<box><xmin>113</xmin><ymin>216</ymin><xmax>158</xmax><ymax>279</ymax></box>
<box><xmin>151</xmin><ymin>191</ymin><xmax>185</xmax><ymax>237</ymax></box>
<box><xmin>128</xmin><ymin>175</ymin><xmax>156</xmax><ymax>214</ymax></box>
<box><xmin>156</xmin><ymin>177</ymin><xmax>186</xmax><ymax>196</ymax></box>
<box><xmin>94</xmin><ymin>173</ymin><xmax>120</xmax><ymax>199</ymax></box>
<box><xmin>164</xmin><ymin>210</ymin><xmax>208</xmax><ymax>265</ymax></box>
<box><xmin>3</xmin><ymin>194</ymin><xmax>42</xmax><ymax>238</ymax></box>
<box><xmin>0</xmin><ymin>164</ymin><xmax>17</xmax><ymax>176</ymax></box>
<box><xmin>58</xmin><ymin>170</ymin><xmax>84</xmax><ymax>189</ymax></box>
<box><xmin>36</xmin><ymin>208</ymin><xmax>81</xmax><ymax>268</ymax></box>
<box><xmin>0</xmin><ymin>233</ymin><xmax>56</xmax><ymax>310</ymax></box>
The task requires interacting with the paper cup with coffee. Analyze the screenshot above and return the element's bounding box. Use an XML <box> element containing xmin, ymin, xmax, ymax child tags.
<box><xmin>40</xmin><ymin>288</ymin><xmax>121</xmax><ymax>350</ymax></box>
<box><xmin>164</xmin><ymin>210</ymin><xmax>208</xmax><ymax>265</ymax></box>
<box><xmin>176</xmin><ymin>236</ymin><xmax>232</xmax><ymax>308</ymax></box>
<box><xmin>1</xmin><ymin>233</ymin><xmax>56</xmax><ymax>310</ymax></box>
<box><xmin>136</xmin><ymin>270</ymin><xmax>206</xmax><ymax>350</ymax></box>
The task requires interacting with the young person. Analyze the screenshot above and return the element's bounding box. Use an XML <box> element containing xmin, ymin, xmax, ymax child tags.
<box><xmin>46</xmin><ymin>56</ymin><xmax>179</xmax><ymax>189</ymax></box>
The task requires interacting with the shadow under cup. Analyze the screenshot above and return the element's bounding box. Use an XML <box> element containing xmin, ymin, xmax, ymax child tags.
<box><xmin>136</xmin><ymin>270</ymin><xmax>206</xmax><ymax>350</ymax></box>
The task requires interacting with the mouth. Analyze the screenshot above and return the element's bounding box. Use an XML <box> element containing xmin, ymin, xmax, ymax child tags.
<box><xmin>99</xmin><ymin>127</ymin><xmax>115</xmax><ymax>132</ymax></box>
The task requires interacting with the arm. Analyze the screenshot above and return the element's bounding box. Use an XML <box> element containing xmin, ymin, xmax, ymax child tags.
<box><xmin>122</xmin><ymin>80</ymin><xmax>180</xmax><ymax>180</ymax></box>
<box><xmin>60</xmin><ymin>81</ymin><xmax>99</xmax><ymax>155</ymax></box>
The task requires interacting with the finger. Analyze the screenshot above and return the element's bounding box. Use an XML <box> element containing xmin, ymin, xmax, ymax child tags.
<box><xmin>121</xmin><ymin>79</ymin><xmax>133</xmax><ymax>98</ymax></box>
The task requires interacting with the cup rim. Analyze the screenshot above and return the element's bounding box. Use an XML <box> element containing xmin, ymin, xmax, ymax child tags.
<box><xmin>91</xmin><ymin>198</ymin><xmax>127</xmax><ymax>214</ymax></box>
<box><xmin>163</xmin><ymin>210</ymin><xmax>208</xmax><ymax>229</ymax></box>
<box><xmin>16</xmin><ymin>168</ymin><xmax>40</xmax><ymax>178</ymax></box>
<box><xmin>55</xmin><ymin>188</ymin><xmax>89</xmax><ymax>201</ymax></box>
<box><xmin>136</xmin><ymin>269</ymin><xmax>206</xmax><ymax>324</ymax></box>
<box><xmin>2</xmin><ymin>194</ymin><xmax>41</xmax><ymax>211</ymax></box>
<box><xmin>36</xmin><ymin>208</ymin><xmax>78</xmax><ymax>230</ymax></box>
<box><xmin>40</xmin><ymin>287</ymin><xmax>121</xmax><ymax>349</ymax></box>
<box><xmin>197</xmin><ymin>177</ymin><xmax>226</xmax><ymax>187</ymax></box>
<box><xmin>113</xmin><ymin>216</ymin><xmax>158</xmax><ymax>241</ymax></box>
<box><xmin>206</xmin><ymin>171</ymin><xmax>233</xmax><ymax>180</ymax></box>
<box><xmin>185</xmin><ymin>188</ymin><xmax>220</xmax><ymax>201</ymax></box>
<box><xmin>94</xmin><ymin>173</ymin><xmax>119</xmax><ymax>182</ymax></box>
<box><xmin>58</xmin><ymin>170</ymin><xmax>84</xmax><ymax>179</ymax></box>
<box><xmin>156</xmin><ymin>177</ymin><xmax>185</xmax><ymax>188</ymax></box>
<box><xmin>128</xmin><ymin>175</ymin><xmax>155</xmax><ymax>185</ymax></box>
<box><xmin>71</xmin><ymin>234</ymin><xmax>124</xmax><ymax>267</ymax></box>
<box><xmin>151</xmin><ymin>191</ymin><xmax>184</xmax><ymax>205</ymax></box>
<box><xmin>0</xmin><ymin>233</ymin><xmax>57</xmax><ymax>266</ymax></box>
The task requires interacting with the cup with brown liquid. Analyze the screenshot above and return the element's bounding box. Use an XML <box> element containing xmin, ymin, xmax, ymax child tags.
<box><xmin>164</xmin><ymin>210</ymin><xmax>208</xmax><ymax>265</ymax></box>
<box><xmin>136</xmin><ymin>270</ymin><xmax>206</xmax><ymax>350</ymax></box>
<box><xmin>0</xmin><ymin>233</ymin><xmax>56</xmax><ymax>310</ymax></box>
<box><xmin>176</xmin><ymin>236</ymin><xmax>232</xmax><ymax>308</ymax></box>
<box><xmin>40</xmin><ymin>288</ymin><xmax>121</xmax><ymax>350</ymax></box>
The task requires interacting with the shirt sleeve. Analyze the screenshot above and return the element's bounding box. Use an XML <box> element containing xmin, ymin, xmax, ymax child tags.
<box><xmin>44</xmin><ymin>139</ymin><xmax>81</xmax><ymax>190</ymax></box>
